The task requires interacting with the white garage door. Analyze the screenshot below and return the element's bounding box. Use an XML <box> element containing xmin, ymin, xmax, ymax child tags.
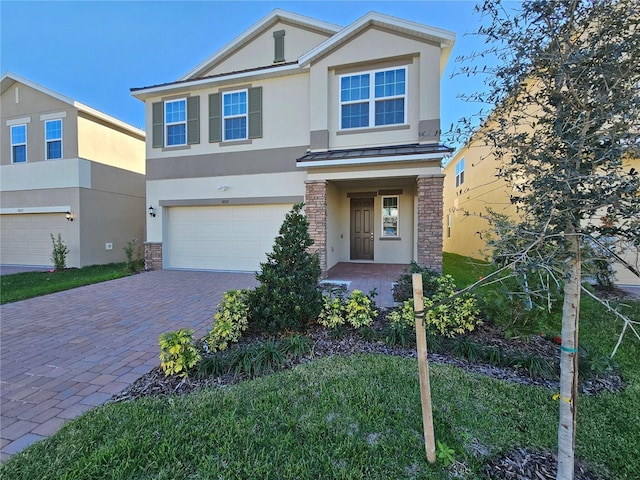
<box><xmin>165</xmin><ymin>204</ymin><xmax>293</xmax><ymax>272</ymax></box>
<box><xmin>0</xmin><ymin>213</ymin><xmax>72</xmax><ymax>266</ymax></box>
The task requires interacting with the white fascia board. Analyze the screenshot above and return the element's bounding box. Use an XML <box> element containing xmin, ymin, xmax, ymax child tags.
<box><xmin>298</xmin><ymin>11</ymin><xmax>456</xmax><ymax>67</ymax></box>
<box><xmin>180</xmin><ymin>9</ymin><xmax>341</xmax><ymax>81</ymax></box>
<box><xmin>2</xmin><ymin>72</ymin><xmax>144</xmax><ymax>138</ymax></box>
<box><xmin>297</xmin><ymin>153</ymin><xmax>444</xmax><ymax>168</ymax></box>
<box><xmin>1</xmin><ymin>206</ymin><xmax>72</xmax><ymax>215</ymax></box>
<box><xmin>133</xmin><ymin>63</ymin><xmax>304</xmax><ymax>99</ymax></box>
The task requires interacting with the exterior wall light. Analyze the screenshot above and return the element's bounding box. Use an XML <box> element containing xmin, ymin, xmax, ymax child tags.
<box><xmin>65</xmin><ymin>211</ymin><xmax>74</xmax><ymax>221</ymax></box>
<box><xmin>148</xmin><ymin>206</ymin><xmax>156</xmax><ymax>218</ymax></box>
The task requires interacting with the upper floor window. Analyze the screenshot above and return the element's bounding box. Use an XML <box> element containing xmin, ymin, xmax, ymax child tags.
<box><xmin>340</xmin><ymin>67</ymin><xmax>407</xmax><ymax>130</ymax></box>
<box><xmin>223</xmin><ymin>90</ymin><xmax>248</xmax><ymax>141</ymax></box>
<box><xmin>382</xmin><ymin>196</ymin><xmax>399</xmax><ymax>237</ymax></box>
<box><xmin>45</xmin><ymin>120</ymin><xmax>62</xmax><ymax>160</ymax></box>
<box><xmin>11</xmin><ymin>124</ymin><xmax>27</xmax><ymax>163</ymax></box>
<box><xmin>165</xmin><ymin>99</ymin><xmax>187</xmax><ymax>146</ymax></box>
<box><xmin>455</xmin><ymin>158</ymin><xmax>465</xmax><ymax>187</ymax></box>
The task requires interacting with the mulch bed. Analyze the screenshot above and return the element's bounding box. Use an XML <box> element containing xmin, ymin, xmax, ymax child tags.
<box><xmin>108</xmin><ymin>296</ymin><xmax>632</xmax><ymax>480</ymax></box>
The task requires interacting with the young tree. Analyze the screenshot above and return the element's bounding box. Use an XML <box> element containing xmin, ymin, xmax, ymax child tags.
<box><xmin>455</xmin><ymin>1</ymin><xmax>640</xmax><ymax>478</ymax></box>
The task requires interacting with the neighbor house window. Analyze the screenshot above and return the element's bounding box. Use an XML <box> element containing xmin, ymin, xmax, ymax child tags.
<box><xmin>455</xmin><ymin>158</ymin><xmax>465</xmax><ymax>187</ymax></box>
<box><xmin>45</xmin><ymin>120</ymin><xmax>62</xmax><ymax>159</ymax></box>
<box><xmin>11</xmin><ymin>124</ymin><xmax>27</xmax><ymax>163</ymax></box>
<box><xmin>223</xmin><ymin>90</ymin><xmax>248</xmax><ymax>141</ymax></box>
<box><xmin>340</xmin><ymin>67</ymin><xmax>407</xmax><ymax>129</ymax></box>
<box><xmin>165</xmin><ymin>99</ymin><xmax>187</xmax><ymax>146</ymax></box>
<box><xmin>382</xmin><ymin>196</ymin><xmax>399</xmax><ymax>237</ymax></box>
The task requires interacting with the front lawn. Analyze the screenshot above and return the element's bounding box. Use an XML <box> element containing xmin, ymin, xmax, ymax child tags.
<box><xmin>0</xmin><ymin>263</ymin><xmax>132</xmax><ymax>304</ymax></box>
<box><xmin>1</xmin><ymin>254</ymin><xmax>638</xmax><ymax>479</ymax></box>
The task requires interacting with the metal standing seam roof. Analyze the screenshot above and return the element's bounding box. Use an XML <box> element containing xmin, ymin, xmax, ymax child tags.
<box><xmin>296</xmin><ymin>143</ymin><xmax>453</xmax><ymax>162</ymax></box>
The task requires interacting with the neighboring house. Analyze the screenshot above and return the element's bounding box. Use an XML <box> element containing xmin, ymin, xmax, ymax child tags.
<box><xmin>131</xmin><ymin>9</ymin><xmax>455</xmax><ymax>276</ymax></box>
<box><xmin>1</xmin><ymin>73</ymin><xmax>146</xmax><ymax>268</ymax></box>
<box><xmin>442</xmin><ymin>136</ymin><xmax>640</xmax><ymax>287</ymax></box>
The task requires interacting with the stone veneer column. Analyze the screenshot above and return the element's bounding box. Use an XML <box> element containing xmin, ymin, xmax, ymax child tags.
<box><xmin>417</xmin><ymin>174</ymin><xmax>445</xmax><ymax>272</ymax></box>
<box><xmin>144</xmin><ymin>242</ymin><xmax>163</xmax><ymax>271</ymax></box>
<box><xmin>304</xmin><ymin>180</ymin><xmax>328</xmax><ymax>278</ymax></box>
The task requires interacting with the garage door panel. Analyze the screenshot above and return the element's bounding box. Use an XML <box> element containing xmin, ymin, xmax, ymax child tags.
<box><xmin>0</xmin><ymin>213</ymin><xmax>72</xmax><ymax>266</ymax></box>
<box><xmin>166</xmin><ymin>204</ymin><xmax>291</xmax><ymax>272</ymax></box>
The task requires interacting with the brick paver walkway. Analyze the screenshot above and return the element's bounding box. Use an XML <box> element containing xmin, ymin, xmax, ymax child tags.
<box><xmin>0</xmin><ymin>270</ymin><xmax>258</xmax><ymax>460</ymax></box>
<box><xmin>0</xmin><ymin>263</ymin><xmax>404</xmax><ymax>460</ymax></box>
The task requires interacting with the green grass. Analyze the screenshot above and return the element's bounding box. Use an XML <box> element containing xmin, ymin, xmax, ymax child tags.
<box><xmin>0</xmin><ymin>263</ymin><xmax>131</xmax><ymax>304</ymax></box>
<box><xmin>1</xmin><ymin>254</ymin><xmax>638</xmax><ymax>478</ymax></box>
<box><xmin>442</xmin><ymin>252</ymin><xmax>491</xmax><ymax>288</ymax></box>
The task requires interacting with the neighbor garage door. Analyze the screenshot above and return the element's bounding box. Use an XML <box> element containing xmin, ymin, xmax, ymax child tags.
<box><xmin>0</xmin><ymin>213</ymin><xmax>72</xmax><ymax>266</ymax></box>
<box><xmin>165</xmin><ymin>204</ymin><xmax>293</xmax><ymax>271</ymax></box>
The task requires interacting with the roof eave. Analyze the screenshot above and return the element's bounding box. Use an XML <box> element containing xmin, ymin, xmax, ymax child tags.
<box><xmin>298</xmin><ymin>11</ymin><xmax>456</xmax><ymax>67</ymax></box>
<box><xmin>131</xmin><ymin>63</ymin><xmax>304</xmax><ymax>100</ymax></box>
<box><xmin>297</xmin><ymin>152</ymin><xmax>447</xmax><ymax>168</ymax></box>
<box><xmin>180</xmin><ymin>9</ymin><xmax>341</xmax><ymax>81</ymax></box>
<box><xmin>2</xmin><ymin>72</ymin><xmax>145</xmax><ymax>138</ymax></box>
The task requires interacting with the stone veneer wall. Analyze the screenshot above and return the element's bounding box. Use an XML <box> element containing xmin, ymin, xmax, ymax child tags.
<box><xmin>417</xmin><ymin>174</ymin><xmax>445</xmax><ymax>272</ymax></box>
<box><xmin>304</xmin><ymin>180</ymin><xmax>328</xmax><ymax>278</ymax></box>
<box><xmin>144</xmin><ymin>242</ymin><xmax>163</xmax><ymax>271</ymax></box>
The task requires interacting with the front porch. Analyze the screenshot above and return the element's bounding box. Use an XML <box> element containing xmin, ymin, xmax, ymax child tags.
<box><xmin>324</xmin><ymin>262</ymin><xmax>409</xmax><ymax>307</ymax></box>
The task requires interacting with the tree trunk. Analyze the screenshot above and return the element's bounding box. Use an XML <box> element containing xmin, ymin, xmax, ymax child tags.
<box><xmin>556</xmin><ymin>225</ymin><xmax>581</xmax><ymax>480</ymax></box>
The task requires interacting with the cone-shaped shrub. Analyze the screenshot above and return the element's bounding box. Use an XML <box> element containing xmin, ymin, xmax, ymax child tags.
<box><xmin>251</xmin><ymin>203</ymin><xmax>322</xmax><ymax>332</ymax></box>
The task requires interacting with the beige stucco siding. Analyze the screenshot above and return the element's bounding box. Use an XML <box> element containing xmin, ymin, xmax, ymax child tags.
<box><xmin>309</xmin><ymin>26</ymin><xmax>442</xmax><ymax>148</ymax></box>
<box><xmin>77</xmin><ymin>113</ymin><xmax>145</xmax><ymax>174</ymax></box>
<box><xmin>0</xmin><ymin>159</ymin><xmax>92</xmax><ymax>191</ymax></box>
<box><xmin>145</xmin><ymin>73</ymin><xmax>310</xmax><ymax>159</ymax></box>
<box><xmin>78</xmin><ymin>186</ymin><xmax>145</xmax><ymax>266</ymax></box>
<box><xmin>1</xmin><ymin>82</ymin><xmax>79</xmax><ymax>165</ymax></box>
<box><xmin>202</xmin><ymin>20</ymin><xmax>331</xmax><ymax>76</ymax></box>
<box><xmin>442</xmin><ymin>142</ymin><xmax>514</xmax><ymax>259</ymax></box>
<box><xmin>146</xmin><ymin>170</ymin><xmax>307</xmax><ymax>243</ymax></box>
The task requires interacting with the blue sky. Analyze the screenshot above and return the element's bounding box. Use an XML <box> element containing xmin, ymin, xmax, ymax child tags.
<box><xmin>1</xmin><ymin>1</ymin><xmax>499</xmax><ymax>144</ymax></box>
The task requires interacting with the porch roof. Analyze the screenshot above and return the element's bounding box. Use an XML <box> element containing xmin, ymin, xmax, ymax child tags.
<box><xmin>296</xmin><ymin>143</ymin><xmax>453</xmax><ymax>167</ymax></box>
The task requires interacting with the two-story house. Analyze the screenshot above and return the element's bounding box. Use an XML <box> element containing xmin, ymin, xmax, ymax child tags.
<box><xmin>1</xmin><ymin>73</ymin><xmax>146</xmax><ymax>268</ymax></box>
<box><xmin>132</xmin><ymin>9</ymin><xmax>455</xmax><ymax>276</ymax></box>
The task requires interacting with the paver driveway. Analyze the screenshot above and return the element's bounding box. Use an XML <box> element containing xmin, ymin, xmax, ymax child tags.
<box><xmin>0</xmin><ymin>270</ymin><xmax>257</xmax><ymax>460</ymax></box>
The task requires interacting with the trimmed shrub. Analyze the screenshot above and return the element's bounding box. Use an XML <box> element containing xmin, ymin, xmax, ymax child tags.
<box><xmin>208</xmin><ymin>289</ymin><xmax>250</xmax><ymax>352</ymax></box>
<box><xmin>250</xmin><ymin>203</ymin><xmax>322</xmax><ymax>332</ymax></box>
<box><xmin>387</xmin><ymin>274</ymin><xmax>481</xmax><ymax>338</ymax></box>
<box><xmin>392</xmin><ymin>262</ymin><xmax>441</xmax><ymax>303</ymax></box>
<box><xmin>159</xmin><ymin>328</ymin><xmax>201</xmax><ymax>377</ymax></box>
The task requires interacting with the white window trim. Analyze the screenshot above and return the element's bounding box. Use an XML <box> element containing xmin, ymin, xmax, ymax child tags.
<box><xmin>165</xmin><ymin>98</ymin><xmax>187</xmax><ymax>147</ymax></box>
<box><xmin>455</xmin><ymin>158</ymin><xmax>465</xmax><ymax>187</ymax></box>
<box><xmin>11</xmin><ymin>124</ymin><xmax>27</xmax><ymax>164</ymax></box>
<box><xmin>45</xmin><ymin>119</ymin><xmax>63</xmax><ymax>160</ymax></box>
<box><xmin>339</xmin><ymin>66</ymin><xmax>408</xmax><ymax>131</ymax></box>
<box><xmin>381</xmin><ymin>195</ymin><xmax>400</xmax><ymax>238</ymax></box>
<box><xmin>222</xmin><ymin>89</ymin><xmax>248</xmax><ymax>141</ymax></box>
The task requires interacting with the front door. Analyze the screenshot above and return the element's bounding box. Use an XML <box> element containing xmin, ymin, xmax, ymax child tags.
<box><xmin>350</xmin><ymin>198</ymin><xmax>374</xmax><ymax>260</ymax></box>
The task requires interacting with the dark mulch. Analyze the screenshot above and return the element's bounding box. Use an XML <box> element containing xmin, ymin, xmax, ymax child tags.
<box><xmin>483</xmin><ymin>447</ymin><xmax>608</xmax><ymax>480</ymax></box>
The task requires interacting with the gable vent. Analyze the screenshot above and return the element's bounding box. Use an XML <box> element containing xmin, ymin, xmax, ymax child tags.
<box><xmin>273</xmin><ymin>30</ymin><xmax>285</xmax><ymax>63</ymax></box>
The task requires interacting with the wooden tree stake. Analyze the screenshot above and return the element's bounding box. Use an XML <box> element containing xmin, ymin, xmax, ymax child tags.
<box><xmin>413</xmin><ymin>273</ymin><xmax>436</xmax><ymax>463</ymax></box>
